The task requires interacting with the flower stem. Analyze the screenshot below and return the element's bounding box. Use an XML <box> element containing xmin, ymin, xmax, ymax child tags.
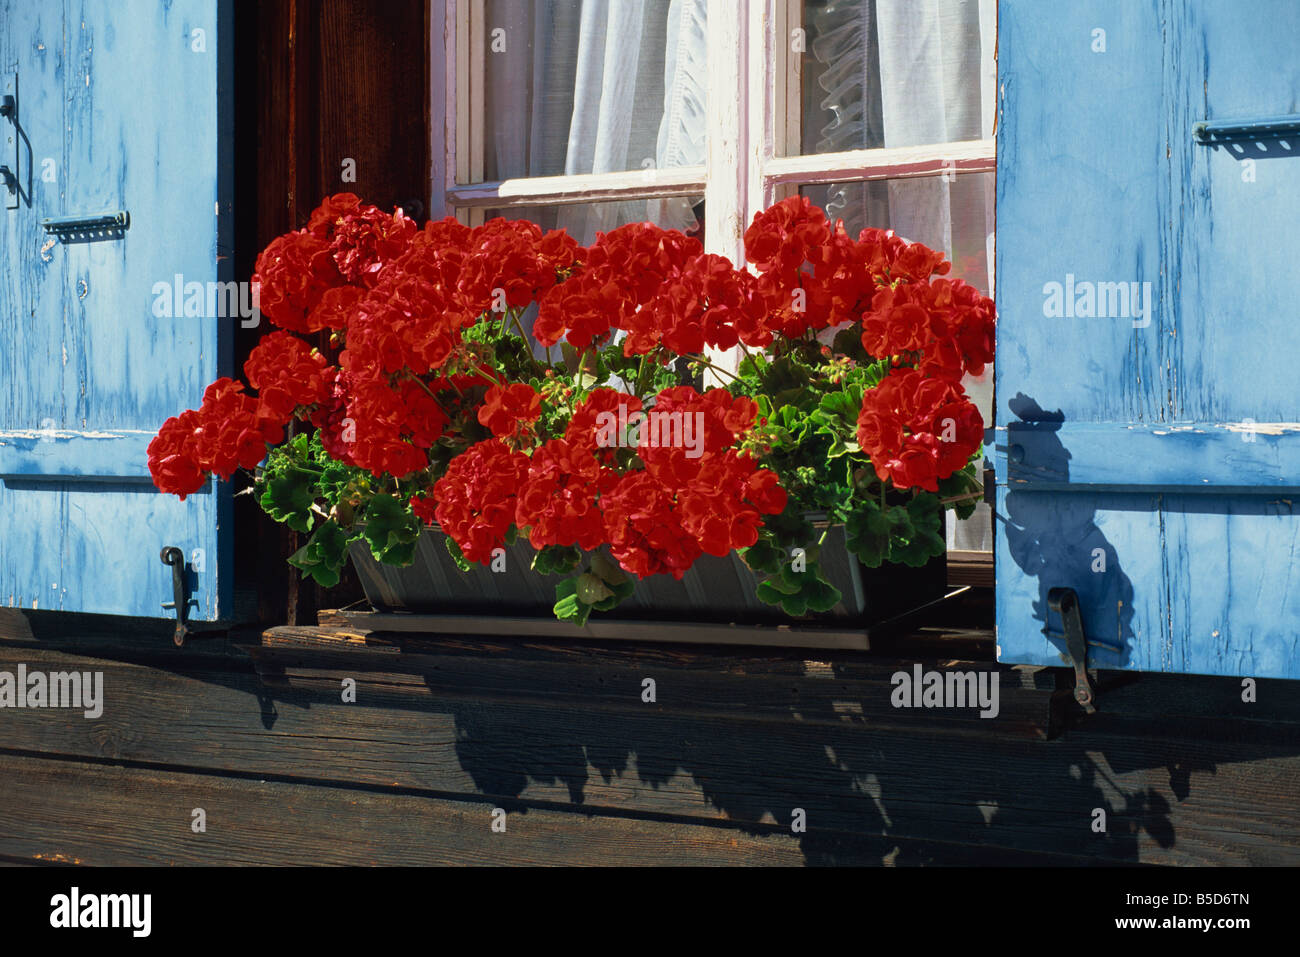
<box><xmin>690</xmin><ymin>355</ymin><xmax>742</xmax><ymax>385</ymax></box>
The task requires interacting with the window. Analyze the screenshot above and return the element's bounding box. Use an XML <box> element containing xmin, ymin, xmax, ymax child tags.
<box><xmin>430</xmin><ymin>0</ymin><xmax>996</xmax><ymax>561</ymax></box>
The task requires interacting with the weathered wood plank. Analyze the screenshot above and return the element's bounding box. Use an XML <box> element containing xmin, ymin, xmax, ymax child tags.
<box><xmin>0</xmin><ymin>608</ymin><xmax>247</xmax><ymax>661</ymax></box>
<box><xmin>255</xmin><ymin>624</ymin><xmax>1054</xmax><ymax>735</ymax></box>
<box><xmin>321</xmin><ymin>610</ymin><xmax>872</xmax><ymax>651</ymax></box>
<box><xmin>0</xmin><ymin>753</ymin><xmax>816</xmax><ymax>866</ymax></box>
<box><xmin>1</xmin><ymin>643</ymin><xmax>1296</xmax><ymax>864</ymax></box>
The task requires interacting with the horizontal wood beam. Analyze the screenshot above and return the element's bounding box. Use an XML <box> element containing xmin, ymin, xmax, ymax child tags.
<box><xmin>0</xmin><ymin>430</ymin><xmax>163</xmax><ymax>482</ymax></box>
<box><xmin>996</xmin><ymin>421</ymin><xmax>1300</xmax><ymax>490</ymax></box>
<box><xmin>319</xmin><ymin>609</ymin><xmax>870</xmax><ymax>651</ymax></box>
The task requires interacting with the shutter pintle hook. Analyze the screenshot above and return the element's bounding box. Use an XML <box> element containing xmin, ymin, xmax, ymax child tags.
<box><xmin>1047</xmin><ymin>587</ymin><xmax>1096</xmax><ymax>713</ymax></box>
<box><xmin>160</xmin><ymin>546</ymin><xmax>191</xmax><ymax>647</ymax></box>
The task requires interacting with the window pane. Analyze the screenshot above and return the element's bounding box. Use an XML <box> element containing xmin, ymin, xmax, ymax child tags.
<box><xmin>789</xmin><ymin>0</ymin><xmax>996</xmax><ymax>156</ymax></box>
<box><xmin>800</xmin><ymin>173</ymin><xmax>994</xmax><ymax>552</ymax></box>
<box><xmin>471</xmin><ymin>0</ymin><xmax>708</xmax><ymax>182</ymax></box>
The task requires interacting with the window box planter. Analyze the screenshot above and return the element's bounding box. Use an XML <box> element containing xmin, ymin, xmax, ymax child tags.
<box><xmin>348</xmin><ymin>521</ymin><xmax>867</xmax><ymax>625</ymax></box>
<box><xmin>148</xmin><ymin>193</ymin><xmax>992</xmax><ymax>636</ymax></box>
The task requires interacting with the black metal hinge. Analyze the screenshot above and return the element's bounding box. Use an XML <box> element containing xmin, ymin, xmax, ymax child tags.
<box><xmin>1046</xmin><ymin>587</ymin><xmax>1096</xmax><ymax>712</ymax></box>
<box><xmin>160</xmin><ymin>547</ymin><xmax>192</xmax><ymax>647</ymax></box>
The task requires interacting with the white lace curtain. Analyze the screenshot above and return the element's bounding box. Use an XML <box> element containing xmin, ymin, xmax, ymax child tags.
<box><xmin>804</xmin><ymin>0</ymin><xmax>996</xmax><ymax>550</ymax></box>
<box><xmin>483</xmin><ymin>0</ymin><xmax>708</xmax><ymax>242</ymax></box>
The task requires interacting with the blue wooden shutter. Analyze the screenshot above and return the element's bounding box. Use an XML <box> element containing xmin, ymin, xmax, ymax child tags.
<box><xmin>995</xmin><ymin>0</ymin><xmax>1300</xmax><ymax>679</ymax></box>
<box><xmin>0</xmin><ymin>0</ymin><xmax>234</xmax><ymax>620</ymax></box>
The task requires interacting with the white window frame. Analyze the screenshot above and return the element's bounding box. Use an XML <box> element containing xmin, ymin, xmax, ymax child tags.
<box><xmin>430</xmin><ymin>0</ymin><xmax>995</xmax><ymax>265</ymax></box>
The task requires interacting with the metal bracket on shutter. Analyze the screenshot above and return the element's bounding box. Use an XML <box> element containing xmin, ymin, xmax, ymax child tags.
<box><xmin>2</xmin><ymin>72</ymin><xmax>17</xmax><ymax>210</ymax></box>
<box><xmin>41</xmin><ymin>211</ymin><xmax>130</xmax><ymax>241</ymax></box>
<box><xmin>160</xmin><ymin>547</ymin><xmax>193</xmax><ymax>647</ymax></box>
<box><xmin>1046</xmin><ymin>587</ymin><xmax>1096</xmax><ymax>713</ymax></box>
<box><xmin>1193</xmin><ymin>114</ymin><xmax>1300</xmax><ymax>143</ymax></box>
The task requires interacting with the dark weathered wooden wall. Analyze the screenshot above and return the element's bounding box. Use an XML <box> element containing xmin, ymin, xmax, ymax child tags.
<box><xmin>238</xmin><ymin>0</ymin><xmax>431</xmax><ymax>627</ymax></box>
<box><xmin>1</xmin><ymin>609</ymin><xmax>1296</xmax><ymax>866</ymax></box>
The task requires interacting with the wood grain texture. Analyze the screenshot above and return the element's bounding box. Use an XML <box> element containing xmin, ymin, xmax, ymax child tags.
<box><xmin>1</xmin><ymin>638</ymin><xmax>1296</xmax><ymax>865</ymax></box>
<box><xmin>0</xmin><ymin>0</ymin><xmax>233</xmax><ymax>620</ymax></box>
<box><xmin>995</xmin><ymin>1</ymin><xmax>1300</xmax><ymax>679</ymax></box>
<box><xmin>250</xmin><ymin>0</ymin><xmax>429</xmax><ymax>625</ymax></box>
<box><xmin>0</xmin><ymin>754</ymin><xmax>818</xmax><ymax>866</ymax></box>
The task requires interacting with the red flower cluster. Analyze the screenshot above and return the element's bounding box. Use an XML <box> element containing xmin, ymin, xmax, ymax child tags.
<box><xmin>624</xmin><ymin>252</ymin><xmax>770</xmax><ymax>354</ymax></box>
<box><xmin>743</xmin><ymin>195</ymin><xmax>977</xmax><ymax>343</ymax></box>
<box><xmin>242</xmin><ymin>331</ymin><xmax>333</xmax><ymax>420</ymax></box>
<box><xmin>478</xmin><ymin>383</ymin><xmax>542</xmax><ymax>442</ymax></box>
<box><xmin>534</xmin><ymin>222</ymin><xmax>701</xmax><ymax>350</ymax></box>
<box><xmin>457</xmin><ymin>218</ymin><xmax>580</xmax><ymax>315</ymax></box>
<box><xmin>427</xmin><ymin>439</ymin><xmax>530</xmax><ymax>563</ymax></box>
<box><xmin>253</xmin><ymin>193</ymin><xmax>418</xmax><ymax>333</ymax></box>
<box><xmin>855</xmin><ymin>368</ymin><xmax>983</xmax><ymax>492</ymax></box>
<box><xmin>515</xmin><ymin>438</ymin><xmax>617</xmax><ymax>551</ymax></box>
<box><xmin>427</xmin><ymin>386</ymin><xmax>786</xmax><ymax>580</ymax></box>
<box><xmin>860</xmin><ymin>276</ymin><xmax>995</xmax><ymax>379</ymax></box>
<box><xmin>147</xmin><ymin>379</ymin><xmax>284</xmax><ymax>499</ymax></box>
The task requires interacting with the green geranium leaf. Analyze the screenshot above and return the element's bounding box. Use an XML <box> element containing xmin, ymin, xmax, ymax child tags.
<box><xmin>763</xmin><ymin>505</ymin><xmax>816</xmax><ymax>551</ymax></box>
<box><xmin>588</xmin><ymin>551</ymin><xmax>629</xmax><ymax>586</ymax></box>
<box><xmin>889</xmin><ymin>494</ymin><xmax>947</xmax><ymax>567</ymax></box>
<box><xmin>816</xmin><ymin>386</ymin><xmax>863</xmax><ymax>426</ymax></box>
<box><xmin>756</xmin><ymin>578</ymin><xmax>800</xmax><ymax>611</ymax></box>
<box><xmin>739</xmin><ymin>538</ymin><xmax>784</xmax><ymax>575</ymax></box>
<box><xmin>259</xmin><ymin>467</ymin><xmax>317</xmax><ymax>533</ymax></box>
<box><xmin>832</xmin><ymin>327</ymin><xmax>870</xmax><ymax>363</ymax></box>
<box><xmin>287</xmin><ymin>520</ymin><xmax>356</xmax><ymax>588</ymax></box>
<box><xmin>532</xmin><ymin>544</ymin><xmax>582</xmax><ymax>576</ymax></box>
<box><xmin>804</xmin><ymin>578</ymin><xmax>843</xmax><ymax>613</ymax></box>
<box><xmin>553</xmin><ymin>577</ymin><xmax>593</xmax><ymax>626</ymax></box>
<box><xmin>444</xmin><ymin>534</ymin><xmax>472</xmax><ymax>572</ymax></box>
<box><xmin>362</xmin><ymin>493</ymin><xmax>422</xmax><ymax>566</ymax></box>
<box><xmin>937</xmin><ymin>463</ymin><xmax>982</xmax><ymax>521</ymax></box>
<box><xmin>754</xmin><ymin>559</ymin><xmax>842</xmax><ymax>616</ymax></box>
<box><xmin>575</xmin><ymin>572</ymin><xmax>613</xmax><ymax>605</ymax></box>
<box><xmin>845</xmin><ymin>499</ymin><xmax>892</xmax><ymax>568</ymax></box>
<box><xmin>586</xmin><ymin>553</ymin><xmax>635</xmax><ymax>610</ymax></box>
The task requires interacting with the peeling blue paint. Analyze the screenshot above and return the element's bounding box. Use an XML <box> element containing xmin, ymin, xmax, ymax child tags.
<box><xmin>997</xmin><ymin>1</ymin><xmax>1300</xmax><ymax>679</ymax></box>
<box><xmin>0</xmin><ymin>0</ymin><xmax>232</xmax><ymax>620</ymax></box>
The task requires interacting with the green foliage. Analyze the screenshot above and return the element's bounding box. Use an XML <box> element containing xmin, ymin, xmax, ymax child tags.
<box><xmin>887</xmin><ymin>493</ymin><xmax>948</xmax><ymax>567</ymax></box>
<box><xmin>553</xmin><ymin>551</ymin><xmax>636</xmax><ymax>625</ymax></box>
<box><xmin>738</xmin><ymin>537</ymin><xmax>785</xmax><ymax>575</ymax></box>
<box><xmin>444</xmin><ymin>534</ymin><xmax>472</xmax><ymax>572</ymax></box>
<box><xmin>937</xmin><ymin>459</ymin><xmax>984</xmax><ymax>521</ymax></box>
<box><xmin>753</xmin><ymin>557</ymin><xmax>842</xmax><ymax>617</ymax></box>
<box><xmin>259</xmin><ymin>466</ymin><xmax>318</xmax><ymax>533</ymax></box>
<box><xmin>361</xmin><ymin>493</ymin><xmax>422</xmax><ymax>566</ymax></box>
<box><xmin>845</xmin><ymin>498</ymin><xmax>892</xmax><ymax>568</ymax></box>
<box><xmin>532</xmin><ymin>544</ymin><xmax>582</xmax><ymax>576</ymax></box>
<box><xmin>288</xmin><ymin>520</ymin><xmax>357</xmax><ymax>588</ymax></box>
